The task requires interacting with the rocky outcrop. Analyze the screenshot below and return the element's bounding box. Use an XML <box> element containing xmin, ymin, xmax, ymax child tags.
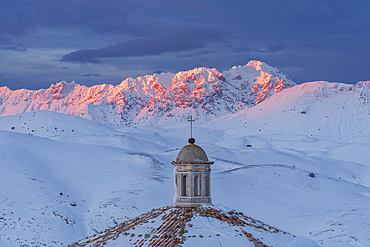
<box><xmin>0</xmin><ymin>60</ymin><xmax>295</xmax><ymax>125</ymax></box>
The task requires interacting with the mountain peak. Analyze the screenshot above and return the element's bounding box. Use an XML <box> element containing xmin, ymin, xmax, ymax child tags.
<box><xmin>0</xmin><ymin>61</ymin><xmax>295</xmax><ymax>125</ymax></box>
<box><xmin>230</xmin><ymin>60</ymin><xmax>277</xmax><ymax>73</ymax></box>
<box><xmin>246</xmin><ymin>60</ymin><xmax>264</xmax><ymax>71</ymax></box>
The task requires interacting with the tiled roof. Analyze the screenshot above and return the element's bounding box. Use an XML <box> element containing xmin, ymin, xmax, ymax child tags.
<box><xmin>68</xmin><ymin>205</ymin><xmax>303</xmax><ymax>247</ymax></box>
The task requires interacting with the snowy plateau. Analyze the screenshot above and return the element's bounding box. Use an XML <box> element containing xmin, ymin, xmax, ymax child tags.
<box><xmin>0</xmin><ymin>60</ymin><xmax>370</xmax><ymax>246</ymax></box>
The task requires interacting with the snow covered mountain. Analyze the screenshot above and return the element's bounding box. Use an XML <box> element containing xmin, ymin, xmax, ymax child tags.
<box><xmin>2</xmin><ymin>61</ymin><xmax>370</xmax><ymax>246</ymax></box>
<box><xmin>1</xmin><ymin>108</ymin><xmax>370</xmax><ymax>246</ymax></box>
<box><xmin>0</xmin><ymin>60</ymin><xmax>295</xmax><ymax>126</ymax></box>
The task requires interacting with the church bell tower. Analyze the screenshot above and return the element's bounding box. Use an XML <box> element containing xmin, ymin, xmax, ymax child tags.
<box><xmin>171</xmin><ymin>117</ymin><xmax>214</xmax><ymax>207</ymax></box>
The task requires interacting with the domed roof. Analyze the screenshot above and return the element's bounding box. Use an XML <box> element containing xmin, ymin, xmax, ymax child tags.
<box><xmin>172</xmin><ymin>140</ymin><xmax>213</xmax><ymax>164</ymax></box>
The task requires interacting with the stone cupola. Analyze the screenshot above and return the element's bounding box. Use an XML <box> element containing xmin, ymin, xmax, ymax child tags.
<box><xmin>171</xmin><ymin>138</ymin><xmax>214</xmax><ymax>207</ymax></box>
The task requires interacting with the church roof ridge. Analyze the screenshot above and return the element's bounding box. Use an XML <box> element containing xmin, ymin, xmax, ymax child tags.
<box><xmin>68</xmin><ymin>205</ymin><xmax>301</xmax><ymax>247</ymax></box>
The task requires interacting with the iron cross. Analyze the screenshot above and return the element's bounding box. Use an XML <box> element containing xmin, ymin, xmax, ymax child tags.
<box><xmin>188</xmin><ymin>116</ymin><xmax>195</xmax><ymax>138</ymax></box>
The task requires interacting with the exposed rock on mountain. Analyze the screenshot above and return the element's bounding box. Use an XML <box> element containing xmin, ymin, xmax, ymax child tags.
<box><xmin>0</xmin><ymin>61</ymin><xmax>295</xmax><ymax>125</ymax></box>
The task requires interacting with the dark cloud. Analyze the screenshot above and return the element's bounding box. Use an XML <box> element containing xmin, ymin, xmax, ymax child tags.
<box><xmin>61</xmin><ymin>22</ymin><xmax>225</xmax><ymax>63</ymax></box>
<box><xmin>231</xmin><ymin>47</ymin><xmax>251</xmax><ymax>53</ymax></box>
<box><xmin>0</xmin><ymin>37</ymin><xmax>27</xmax><ymax>52</ymax></box>
<box><xmin>0</xmin><ymin>0</ymin><xmax>134</xmax><ymax>36</ymax></box>
<box><xmin>0</xmin><ymin>44</ymin><xmax>27</xmax><ymax>52</ymax></box>
<box><xmin>252</xmin><ymin>43</ymin><xmax>286</xmax><ymax>53</ymax></box>
<box><xmin>177</xmin><ymin>50</ymin><xmax>217</xmax><ymax>59</ymax></box>
<box><xmin>152</xmin><ymin>70</ymin><xmax>164</xmax><ymax>74</ymax></box>
<box><xmin>81</xmin><ymin>73</ymin><xmax>101</xmax><ymax>77</ymax></box>
<box><xmin>1</xmin><ymin>0</ymin><xmax>370</xmax><ymax>90</ymax></box>
<box><xmin>230</xmin><ymin>41</ymin><xmax>288</xmax><ymax>54</ymax></box>
<box><xmin>302</xmin><ymin>42</ymin><xmax>330</xmax><ymax>50</ymax></box>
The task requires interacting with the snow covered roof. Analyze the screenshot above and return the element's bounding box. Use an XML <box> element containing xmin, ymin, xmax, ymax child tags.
<box><xmin>171</xmin><ymin>142</ymin><xmax>213</xmax><ymax>165</ymax></box>
<box><xmin>68</xmin><ymin>205</ymin><xmax>318</xmax><ymax>247</ymax></box>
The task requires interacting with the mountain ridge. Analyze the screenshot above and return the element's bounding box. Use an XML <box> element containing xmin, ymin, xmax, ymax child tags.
<box><xmin>0</xmin><ymin>60</ymin><xmax>295</xmax><ymax>125</ymax></box>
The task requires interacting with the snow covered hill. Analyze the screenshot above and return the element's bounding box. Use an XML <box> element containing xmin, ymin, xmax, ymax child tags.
<box><xmin>0</xmin><ymin>60</ymin><xmax>295</xmax><ymax>126</ymax></box>
<box><xmin>207</xmin><ymin>80</ymin><xmax>370</xmax><ymax>141</ymax></box>
<box><xmin>1</xmin><ymin>109</ymin><xmax>370</xmax><ymax>246</ymax></box>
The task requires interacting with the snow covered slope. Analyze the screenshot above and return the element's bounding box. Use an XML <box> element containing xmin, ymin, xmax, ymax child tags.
<box><xmin>1</xmin><ymin>109</ymin><xmax>370</xmax><ymax>246</ymax></box>
<box><xmin>0</xmin><ymin>60</ymin><xmax>295</xmax><ymax>126</ymax></box>
<box><xmin>0</xmin><ymin>111</ymin><xmax>168</xmax><ymax>152</ymax></box>
<box><xmin>207</xmin><ymin>80</ymin><xmax>370</xmax><ymax>142</ymax></box>
<box><xmin>0</xmin><ymin>128</ymin><xmax>172</xmax><ymax>247</ymax></box>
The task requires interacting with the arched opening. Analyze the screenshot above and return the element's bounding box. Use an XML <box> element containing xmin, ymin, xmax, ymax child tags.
<box><xmin>205</xmin><ymin>174</ymin><xmax>210</xmax><ymax>196</ymax></box>
<box><xmin>181</xmin><ymin>175</ymin><xmax>187</xmax><ymax>196</ymax></box>
<box><xmin>175</xmin><ymin>174</ymin><xmax>178</xmax><ymax>195</ymax></box>
<box><xmin>194</xmin><ymin>175</ymin><xmax>200</xmax><ymax>196</ymax></box>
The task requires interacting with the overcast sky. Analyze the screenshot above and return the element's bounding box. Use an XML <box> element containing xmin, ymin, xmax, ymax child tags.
<box><xmin>0</xmin><ymin>0</ymin><xmax>369</xmax><ymax>90</ymax></box>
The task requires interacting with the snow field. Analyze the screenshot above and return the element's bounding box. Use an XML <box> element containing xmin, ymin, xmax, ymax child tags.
<box><xmin>2</xmin><ymin>79</ymin><xmax>370</xmax><ymax>246</ymax></box>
